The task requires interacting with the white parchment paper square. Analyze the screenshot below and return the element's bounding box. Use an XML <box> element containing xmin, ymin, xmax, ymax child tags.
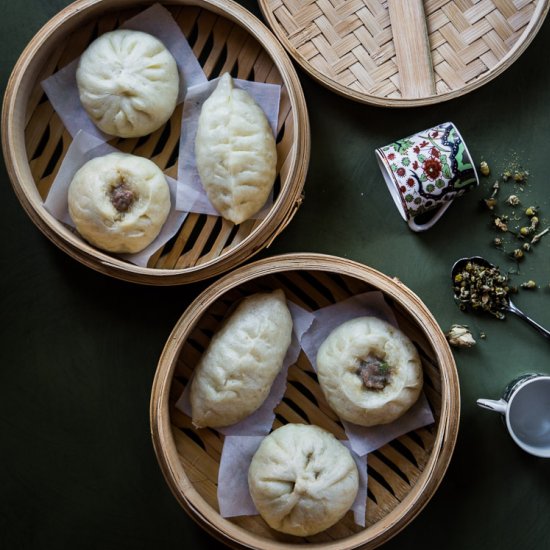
<box><xmin>175</xmin><ymin>300</ymin><xmax>315</xmax><ymax>436</ymax></box>
<box><xmin>41</xmin><ymin>3</ymin><xmax>207</xmax><ymax>141</ymax></box>
<box><xmin>43</xmin><ymin>130</ymin><xmax>191</xmax><ymax>267</ymax></box>
<box><xmin>300</xmin><ymin>291</ymin><xmax>435</xmax><ymax>457</ymax></box>
<box><xmin>217</xmin><ymin>435</ymin><xmax>368</xmax><ymax>527</ymax></box>
<box><xmin>176</xmin><ymin>77</ymin><xmax>281</xmax><ymax>216</ymax></box>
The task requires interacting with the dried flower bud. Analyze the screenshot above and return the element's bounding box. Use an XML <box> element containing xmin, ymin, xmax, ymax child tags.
<box><xmin>525</xmin><ymin>206</ymin><xmax>537</xmax><ymax>217</ymax></box>
<box><xmin>530</xmin><ymin>216</ymin><xmax>539</xmax><ymax>228</ymax></box>
<box><xmin>519</xmin><ymin>226</ymin><xmax>531</xmax><ymax>237</ymax></box>
<box><xmin>479</xmin><ymin>161</ymin><xmax>490</xmax><ymax>177</ymax></box>
<box><xmin>494</xmin><ymin>217</ymin><xmax>508</xmax><ymax>232</ymax></box>
<box><xmin>493</xmin><ymin>237</ymin><xmax>503</xmax><ymax>247</ymax></box>
<box><xmin>446</xmin><ymin>325</ymin><xmax>477</xmax><ymax>348</ymax></box>
<box><xmin>502</xmin><ymin>170</ymin><xmax>512</xmax><ymax>181</ymax></box>
<box><xmin>521</xmin><ymin>280</ymin><xmax>537</xmax><ymax>289</ymax></box>
<box><xmin>513</xmin><ymin>249</ymin><xmax>524</xmax><ymax>260</ymax></box>
<box><xmin>505</xmin><ymin>194</ymin><xmax>520</xmax><ymax>206</ymax></box>
<box><xmin>514</xmin><ymin>171</ymin><xmax>528</xmax><ymax>182</ymax></box>
<box><xmin>522</xmin><ymin>242</ymin><xmax>531</xmax><ymax>252</ymax></box>
<box><xmin>484</xmin><ymin>197</ymin><xmax>497</xmax><ymax>210</ymax></box>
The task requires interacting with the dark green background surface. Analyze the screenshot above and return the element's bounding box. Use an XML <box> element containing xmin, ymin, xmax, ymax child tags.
<box><xmin>1</xmin><ymin>1</ymin><xmax>549</xmax><ymax>548</ymax></box>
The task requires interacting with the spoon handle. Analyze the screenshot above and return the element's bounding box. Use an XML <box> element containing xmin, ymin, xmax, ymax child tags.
<box><xmin>507</xmin><ymin>301</ymin><xmax>550</xmax><ymax>340</ymax></box>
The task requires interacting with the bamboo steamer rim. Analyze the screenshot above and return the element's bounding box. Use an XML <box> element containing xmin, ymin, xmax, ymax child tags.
<box><xmin>2</xmin><ymin>0</ymin><xmax>310</xmax><ymax>285</ymax></box>
<box><xmin>257</xmin><ymin>0</ymin><xmax>550</xmax><ymax>107</ymax></box>
<box><xmin>150</xmin><ymin>252</ymin><xmax>460</xmax><ymax>550</ymax></box>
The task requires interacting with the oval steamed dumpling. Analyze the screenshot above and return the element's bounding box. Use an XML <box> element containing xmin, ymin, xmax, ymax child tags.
<box><xmin>190</xmin><ymin>289</ymin><xmax>292</xmax><ymax>428</ymax></box>
<box><xmin>76</xmin><ymin>29</ymin><xmax>179</xmax><ymax>138</ymax></box>
<box><xmin>68</xmin><ymin>152</ymin><xmax>171</xmax><ymax>253</ymax></box>
<box><xmin>316</xmin><ymin>317</ymin><xmax>423</xmax><ymax>427</ymax></box>
<box><xmin>248</xmin><ymin>424</ymin><xmax>359</xmax><ymax>536</ymax></box>
<box><xmin>194</xmin><ymin>73</ymin><xmax>277</xmax><ymax>225</ymax></box>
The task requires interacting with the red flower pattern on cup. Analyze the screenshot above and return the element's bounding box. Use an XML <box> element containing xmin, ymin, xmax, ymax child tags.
<box><xmin>423</xmin><ymin>157</ymin><xmax>442</xmax><ymax>180</ymax></box>
<box><xmin>396</xmin><ymin>167</ymin><xmax>406</xmax><ymax>177</ymax></box>
<box><xmin>387</xmin><ymin>152</ymin><xmax>396</xmax><ymax>160</ymax></box>
<box><xmin>407</xmin><ymin>177</ymin><xmax>415</xmax><ymax>187</ymax></box>
<box><xmin>430</xmin><ymin>147</ymin><xmax>440</xmax><ymax>158</ymax></box>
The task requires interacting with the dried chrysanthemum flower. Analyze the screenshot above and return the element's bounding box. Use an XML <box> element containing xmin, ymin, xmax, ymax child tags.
<box><xmin>446</xmin><ymin>325</ymin><xmax>477</xmax><ymax>348</ymax></box>
<box><xmin>484</xmin><ymin>197</ymin><xmax>497</xmax><ymax>210</ymax></box>
<box><xmin>521</xmin><ymin>280</ymin><xmax>537</xmax><ymax>289</ymax></box>
<box><xmin>506</xmin><ymin>194</ymin><xmax>520</xmax><ymax>206</ymax></box>
<box><xmin>513</xmin><ymin>170</ymin><xmax>529</xmax><ymax>182</ymax></box>
<box><xmin>479</xmin><ymin>161</ymin><xmax>490</xmax><ymax>177</ymax></box>
<box><xmin>513</xmin><ymin>248</ymin><xmax>524</xmax><ymax>260</ymax></box>
<box><xmin>494</xmin><ymin>217</ymin><xmax>508</xmax><ymax>232</ymax></box>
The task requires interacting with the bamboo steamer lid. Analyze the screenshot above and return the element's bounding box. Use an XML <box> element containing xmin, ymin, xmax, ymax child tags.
<box><xmin>150</xmin><ymin>253</ymin><xmax>460</xmax><ymax>549</ymax></box>
<box><xmin>258</xmin><ymin>0</ymin><xmax>550</xmax><ymax>107</ymax></box>
<box><xmin>2</xmin><ymin>0</ymin><xmax>310</xmax><ymax>285</ymax></box>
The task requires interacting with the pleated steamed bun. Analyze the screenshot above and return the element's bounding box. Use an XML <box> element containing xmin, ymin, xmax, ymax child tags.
<box><xmin>76</xmin><ymin>29</ymin><xmax>179</xmax><ymax>138</ymax></box>
<box><xmin>190</xmin><ymin>289</ymin><xmax>292</xmax><ymax>428</ymax></box>
<box><xmin>195</xmin><ymin>73</ymin><xmax>277</xmax><ymax>225</ymax></box>
<box><xmin>248</xmin><ymin>424</ymin><xmax>359</xmax><ymax>536</ymax></box>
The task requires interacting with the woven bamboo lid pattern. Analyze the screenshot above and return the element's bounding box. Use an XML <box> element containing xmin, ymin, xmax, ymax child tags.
<box><xmin>258</xmin><ymin>0</ymin><xmax>550</xmax><ymax>107</ymax></box>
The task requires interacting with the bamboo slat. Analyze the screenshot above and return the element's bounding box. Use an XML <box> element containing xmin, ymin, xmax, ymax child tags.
<box><xmin>2</xmin><ymin>0</ymin><xmax>310</xmax><ymax>285</ymax></box>
<box><xmin>150</xmin><ymin>253</ymin><xmax>460</xmax><ymax>550</ymax></box>
<box><xmin>258</xmin><ymin>0</ymin><xmax>549</xmax><ymax>106</ymax></box>
<box><xmin>387</xmin><ymin>0</ymin><xmax>435</xmax><ymax>98</ymax></box>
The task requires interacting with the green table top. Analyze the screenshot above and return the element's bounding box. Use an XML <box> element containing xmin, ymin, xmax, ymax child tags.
<box><xmin>1</xmin><ymin>1</ymin><xmax>549</xmax><ymax>549</ymax></box>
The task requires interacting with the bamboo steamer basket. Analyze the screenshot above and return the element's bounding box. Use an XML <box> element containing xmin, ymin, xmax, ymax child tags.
<box><xmin>2</xmin><ymin>0</ymin><xmax>309</xmax><ymax>285</ymax></box>
<box><xmin>150</xmin><ymin>253</ymin><xmax>460</xmax><ymax>549</ymax></box>
<box><xmin>258</xmin><ymin>0</ymin><xmax>550</xmax><ymax>107</ymax></box>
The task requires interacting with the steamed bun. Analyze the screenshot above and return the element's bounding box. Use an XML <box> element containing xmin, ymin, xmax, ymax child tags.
<box><xmin>190</xmin><ymin>289</ymin><xmax>292</xmax><ymax>428</ymax></box>
<box><xmin>248</xmin><ymin>424</ymin><xmax>359</xmax><ymax>536</ymax></box>
<box><xmin>316</xmin><ymin>317</ymin><xmax>423</xmax><ymax>427</ymax></box>
<box><xmin>76</xmin><ymin>29</ymin><xmax>179</xmax><ymax>138</ymax></box>
<box><xmin>68</xmin><ymin>152</ymin><xmax>170</xmax><ymax>253</ymax></box>
<box><xmin>195</xmin><ymin>73</ymin><xmax>277</xmax><ymax>225</ymax></box>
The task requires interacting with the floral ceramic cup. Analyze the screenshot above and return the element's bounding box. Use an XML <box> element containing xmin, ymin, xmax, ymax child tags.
<box><xmin>375</xmin><ymin>122</ymin><xmax>479</xmax><ymax>232</ymax></box>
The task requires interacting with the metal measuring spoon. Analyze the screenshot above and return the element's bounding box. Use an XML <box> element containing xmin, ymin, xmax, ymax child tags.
<box><xmin>451</xmin><ymin>256</ymin><xmax>550</xmax><ymax>340</ymax></box>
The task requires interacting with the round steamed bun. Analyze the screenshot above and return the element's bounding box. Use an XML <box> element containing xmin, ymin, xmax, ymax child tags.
<box><xmin>76</xmin><ymin>29</ymin><xmax>179</xmax><ymax>138</ymax></box>
<box><xmin>316</xmin><ymin>317</ymin><xmax>423</xmax><ymax>427</ymax></box>
<box><xmin>68</xmin><ymin>152</ymin><xmax>170</xmax><ymax>253</ymax></box>
<box><xmin>248</xmin><ymin>424</ymin><xmax>359</xmax><ymax>537</ymax></box>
